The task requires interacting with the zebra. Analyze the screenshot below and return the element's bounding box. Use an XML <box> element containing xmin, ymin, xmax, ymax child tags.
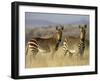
<box><xmin>62</xmin><ymin>37</ymin><xmax>79</xmax><ymax>57</ymax></box>
<box><xmin>62</xmin><ymin>25</ymin><xmax>87</xmax><ymax>57</ymax></box>
<box><xmin>78</xmin><ymin>25</ymin><xmax>87</xmax><ymax>57</ymax></box>
<box><xmin>25</xmin><ymin>25</ymin><xmax>64</xmax><ymax>58</ymax></box>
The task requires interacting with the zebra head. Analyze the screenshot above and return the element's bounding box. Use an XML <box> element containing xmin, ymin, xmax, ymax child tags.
<box><xmin>79</xmin><ymin>25</ymin><xmax>87</xmax><ymax>41</ymax></box>
<box><xmin>79</xmin><ymin>25</ymin><xmax>87</xmax><ymax>31</ymax></box>
<box><xmin>55</xmin><ymin>25</ymin><xmax>64</xmax><ymax>42</ymax></box>
<box><xmin>54</xmin><ymin>25</ymin><xmax>64</xmax><ymax>51</ymax></box>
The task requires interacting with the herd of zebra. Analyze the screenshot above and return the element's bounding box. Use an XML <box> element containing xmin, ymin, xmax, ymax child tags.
<box><xmin>25</xmin><ymin>25</ymin><xmax>87</xmax><ymax>59</ymax></box>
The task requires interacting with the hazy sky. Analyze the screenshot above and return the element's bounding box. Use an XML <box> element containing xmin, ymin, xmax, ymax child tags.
<box><xmin>25</xmin><ymin>12</ymin><xmax>89</xmax><ymax>27</ymax></box>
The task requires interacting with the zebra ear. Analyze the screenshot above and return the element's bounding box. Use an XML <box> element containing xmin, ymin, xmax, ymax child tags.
<box><xmin>79</xmin><ymin>25</ymin><xmax>81</xmax><ymax>28</ymax></box>
<box><xmin>56</xmin><ymin>26</ymin><xmax>58</xmax><ymax>30</ymax></box>
<box><xmin>84</xmin><ymin>24</ymin><xmax>87</xmax><ymax>28</ymax></box>
<box><xmin>61</xmin><ymin>26</ymin><xmax>64</xmax><ymax>30</ymax></box>
<box><xmin>60</xmin><ymin>25</ymin><xmax>64</xmax><ymax>30</ymax></box>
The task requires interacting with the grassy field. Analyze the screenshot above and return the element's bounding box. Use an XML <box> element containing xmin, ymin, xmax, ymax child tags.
<box><xmin>25</xmin><ymin>25</ymin><xmax>89</xmax><ymax>68</ymax></box>
<box><xmin>25</xmin><ymin>46</ymin><xmax>89</xmax><ymax>68</ymax></box>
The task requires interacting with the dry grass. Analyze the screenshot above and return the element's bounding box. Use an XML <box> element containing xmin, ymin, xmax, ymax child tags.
<box><xmin>25</xmin><ymin>46</ymin><xmax>89</xmax><ymax>68</ymax></box>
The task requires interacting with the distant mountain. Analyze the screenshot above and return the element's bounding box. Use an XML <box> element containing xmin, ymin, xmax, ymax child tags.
<box><xmin>25</xmin><ymin>19</ymin><xmax>89</xmax><ymax>28</ymax></box>
<box><xmin>25</xmin><ymin>19</ymin><xmax>58</xmax><ymax>27</ymax></box>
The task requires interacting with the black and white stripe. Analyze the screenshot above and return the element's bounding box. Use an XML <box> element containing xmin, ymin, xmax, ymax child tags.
<box><xmin>62</xmin><ymin>25</ymin><xmax>87</xmax><ymax>57</ymax></box>
<box><xmin>25</xmin><ymin>26</ymin><xmax>64</xmax><ymax>58</ymax></box>
<box><xmin>62</xmin><ymin>38</ymin><xmax>74</xmax><ymax>57</ymax></box>
<box><xmin>25</xmin><ymin>39</ymin><xmax>39</xmax><ymax>57</ymax></box>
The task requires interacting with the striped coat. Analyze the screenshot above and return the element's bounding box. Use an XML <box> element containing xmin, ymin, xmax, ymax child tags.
<box><xmin>25</xmin><ymin>26</ymin><xmax>64</xmax><ymax>58</ymax></box>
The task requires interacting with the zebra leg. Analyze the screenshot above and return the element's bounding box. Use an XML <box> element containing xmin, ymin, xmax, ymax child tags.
<box><xmin>52</xmin><ymin>44</ymin><xmax>59</xmax><ymax>59</ymax></box>
<box><xmin>51</xmin><ymin>50</ymin><xmax>56</xmax><ymax>59</ymax></box>
<box><xmin>25</xmin><ymin>44</ymin><xmax>29</xmax><ymax>56</ymax></box>
<box><xmin>52</xmin><ymin>42</ymin><xmax>61</xmax><ymax>58</ymax></box>
<box><xmin>25</xmin><ymin>45</ymin><xmax>29</xmax><ymax>68</ymax></box>
<box><xmin>32</xmin><ymin>49</ymin><xmax>38</xmax><ymax>59</ymax></box>
<box><xmin>30</xmin><ymin>54</ymin><xmax>32</xmax><ymax>67</ymax></box>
